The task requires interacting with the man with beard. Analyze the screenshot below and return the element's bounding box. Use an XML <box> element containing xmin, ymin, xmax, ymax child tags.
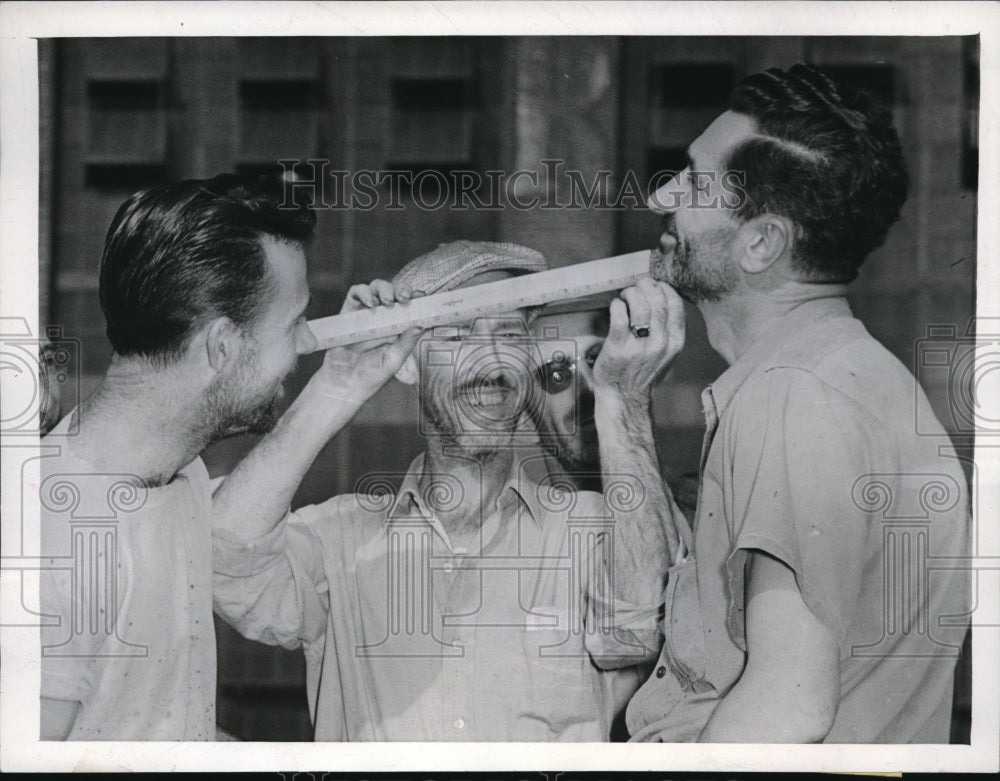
<box><xmin>212</xmin><ymin>240</ymin><xmax>671</xmax><ymax>741</ymax></box>
<box><xmin>595</xmin><ymin>64</ymin><xmax>970</xmax><ymax>742</ymax></box>
<box><xmin>39</xmin><ymin>175</ymin><xmax>420</xmax><ymax>740</ymax></box>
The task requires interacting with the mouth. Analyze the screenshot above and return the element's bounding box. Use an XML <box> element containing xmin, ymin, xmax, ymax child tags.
<box><xmin>458</xmin><ymin>378</ymin><xmax>514</xmax><ymax>408</ymax></box>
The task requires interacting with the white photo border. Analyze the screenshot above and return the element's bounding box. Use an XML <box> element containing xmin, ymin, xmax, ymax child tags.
<box><xmin>1</xmin><ymin>0</ymin><xmax>998</xmax><ymax>774</ymax></box>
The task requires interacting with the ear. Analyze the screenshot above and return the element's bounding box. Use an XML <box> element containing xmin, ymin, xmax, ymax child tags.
<box><xmin>736</xmin><ymin>214</ymin><xmax>794</xmax><ymax>274</ymax></box>
<box><xmin>394</xmin><ymin>352</ymin><xmax>419</xmax><ymax>385</ymax></box>
<box><xmin>204</xmin><ymin>316</ymin><xmax>244</xmax><ymax>374</ymax></box>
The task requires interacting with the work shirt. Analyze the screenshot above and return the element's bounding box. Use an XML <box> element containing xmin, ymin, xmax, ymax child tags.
<box><xmin>40</xmin><ymin>414</ymin><xmax>217</xmax><ymax>740</ymax></box>
<box><xmin>626</xmin><ymin>294</ymin><xmax>971</xmax><ymax>743</ymax></box>
<box><xmin>214</xmin><ymin>453</ymin><xmax>661</xmax><ymax>741</ymax></box>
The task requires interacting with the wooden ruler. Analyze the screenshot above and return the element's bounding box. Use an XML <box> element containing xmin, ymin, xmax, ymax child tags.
<box><xmin>307</xmin><ymin>249</ymin><xmax>650</xmax><ymax>350</ymax></box>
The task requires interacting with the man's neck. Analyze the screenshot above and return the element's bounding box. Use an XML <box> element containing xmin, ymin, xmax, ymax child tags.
<box><xmin>70</xmin><ymin>356</ymin><xmax>212</xmax><ymax>487</ymax></box>
<box><xmin>698</xmin><ymin>281</ymin><xmax>847</xmax><ymax>365</ymax></box>
<box><xmin>421</xmin><ymin>442</ymin><xmax>514</xmax><ymax>552</ymax></box>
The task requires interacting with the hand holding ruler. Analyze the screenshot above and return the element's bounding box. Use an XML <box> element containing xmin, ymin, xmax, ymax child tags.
<box><xmin>306</xmin><ymin>249</ymin><xmax>651</xmax><ymax>350</ymax></box>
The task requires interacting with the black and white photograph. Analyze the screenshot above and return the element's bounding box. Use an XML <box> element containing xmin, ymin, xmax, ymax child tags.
<box><xmin>1</xmin><ymin>0</ymin><xmax>997</xmax><ymax>775</ymax></box>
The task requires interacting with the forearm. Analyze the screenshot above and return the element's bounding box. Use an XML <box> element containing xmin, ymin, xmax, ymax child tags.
<box><xmin>211</xmin><ymin>378</ymin><xmax>363</xmax><ymax>539</ymax></box>
<box><xmin>698</xmin><ymin>671</ymin><xmax>833</xmax><ymax>743</ymax></box>
<box><xmin>594</xmin><ymin>388</ymin><xmax>677</xmax><ymax>605</ymax></box>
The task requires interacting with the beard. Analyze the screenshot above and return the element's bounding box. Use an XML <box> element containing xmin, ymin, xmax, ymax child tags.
<box><xmin>534</xmin><ymin>395</ymin><xmax>600</xmax><ymax>473</ymax></box>
<box><xmin>206</xmin><ymin>348</ymin><xmax>285</xmax><ymax>439</ymax></box>
<box><xmin>651</xmin><ymin>215</ymin><xmax>739</xmax><ymax>304</ymax></box>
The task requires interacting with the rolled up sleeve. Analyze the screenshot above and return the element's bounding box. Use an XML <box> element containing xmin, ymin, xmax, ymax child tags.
<box><xmin>582</xmin><ymin>517</ymin><xmax>665</xmax><ymax>668</ymax></box>
<box><xmin>212</xmin><ymin>510</ymin><xmax>330</xmax><ymax>650</ymax></box>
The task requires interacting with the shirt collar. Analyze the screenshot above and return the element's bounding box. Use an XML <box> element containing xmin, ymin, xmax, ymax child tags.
<box><xmin>387</xmin><ymin>451</ymin><xmax>543</xmax><ymax>528</ymax></box>
<box><xmin>707</xmin><ymin>292</ymin><xmax>852</xmax><ymax>418</ymax></box>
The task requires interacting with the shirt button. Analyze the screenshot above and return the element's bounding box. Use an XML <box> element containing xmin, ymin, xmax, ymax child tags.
<box><xmin>655</xmin><ymin>666</ymin><xmax>667</xmax><ymax>678</ymax></box>
<box><xmin>443</xmin><ymin>562</ymin><xmax>453</xmax><ymax>573</ymax></box>
<box><xmin>454</xmin><ymin>718</ymin><xmax>465</xmax><ymax>730</ymax></box>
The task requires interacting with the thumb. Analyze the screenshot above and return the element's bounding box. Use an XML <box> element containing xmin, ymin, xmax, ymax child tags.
<box><xmin>382</xmin><ymin>327</ymin><xmax>423</xmax><ymax>373</ymax></box>
<box><xmin>606</xmin><ymin>298</ymin><xmax>632</xmax><ymax>346</ymax></box>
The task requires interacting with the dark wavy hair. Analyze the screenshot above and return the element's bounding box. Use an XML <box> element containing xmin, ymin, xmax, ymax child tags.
<box><xmin>726</xmin><ymin>64</ymin><xmax>909</xmax><ymax>282</ymax></box>
<box><xmin>99</xmin><ymin>174</ymin><xmax>316</xmax><ymax>361</ymax></box>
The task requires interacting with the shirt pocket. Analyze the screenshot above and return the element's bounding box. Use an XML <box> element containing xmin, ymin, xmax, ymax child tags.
<box><xmin>517</xmin><ymin>607</ymin><xmax>600</xmax><ymax>739</ymax></box>
<box><xmin>663</xmin><ymin>559</ymin><xmax>709</xmax><ymax>690</ymax></box>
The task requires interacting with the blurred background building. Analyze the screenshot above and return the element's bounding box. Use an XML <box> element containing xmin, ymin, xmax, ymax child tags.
<box><xmin>38</xmin><ymin>35</ymin><xmax>977</xmax><ymax>741</ymax></box>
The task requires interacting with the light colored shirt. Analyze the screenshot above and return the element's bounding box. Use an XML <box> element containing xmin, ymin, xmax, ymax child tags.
<box><xmin>40</xmin><ymin>415</ymin><xmax>216</xmax><ymax>740</ymax></box>
<box><xmin>213</xmin><ymin>453</ymin><xmax>661</xmax><ymax>741</ymax></box>
<box><xmin>626</xmin><ymin>295</ymin><xmax>971</xmax><ymax>743</ymax></box>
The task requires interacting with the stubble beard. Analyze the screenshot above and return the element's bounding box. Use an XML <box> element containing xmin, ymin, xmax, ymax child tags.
<box><xmin>535</xmin><ymin>402</ymin><xmax>600</xmax><ymax>474</ymax></box>
<box><xmin>206</xmin><ymin>350</ymin><xmax>285</xmax><ymax>440</ymax></box>
<box><xmin>651</xmin><ymin>222</ymin><xmax>739</xmax><ymax>305</ymax></box>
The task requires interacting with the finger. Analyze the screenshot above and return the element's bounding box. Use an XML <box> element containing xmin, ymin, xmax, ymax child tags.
<box><xmin>619</xmin><ymin>286</ymin><xmax>652</xmax><ymax>335</ymax></box>
<box><xmin>634</xmin><ymin>277</ymin><xmax>670</xmax><ymax>332</ymax></box>
<box><xmin>381</xmin><ymin>326</ymin><xmax>424</xmax><ymax>371</ymax></box>
<box><xmin>345</xmin><ymin>284</ymin><xmax>377</xmax><ymax>311</ymax></box>
<box><xmin>653</xmin><ymin>281</ymin><xmax>686</xmax><ymax>347</ymax></box>
<box><xmin>369</xmin><ymin>279</ymin><xmax>397</xmax><ymax>306</ymax></box>
<box><xmin>606</xmin><ymin>298</ymin><xmax>633</xmax><ymax>346</ymax></box>
<box><xmin>395</xmin><ymin>282</ymin><xmax>413</xmax><ymax>303</ymax></box>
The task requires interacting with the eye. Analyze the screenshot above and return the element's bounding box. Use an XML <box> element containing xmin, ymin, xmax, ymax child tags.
<box><xmin>584</xmin><ymin>344</ymin><xmax>602</xmax><ymax>368</ymax></box>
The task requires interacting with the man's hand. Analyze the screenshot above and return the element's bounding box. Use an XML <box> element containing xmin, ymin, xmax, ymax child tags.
<box><xmin>593</xmin><ymin>277</ymin><xmax>686</xmax><ymax>403</ymax></box>
<box><xmin>313</xmin><ymin>280</ymin><xmax>422</xmax><ymax>405</ymax></box>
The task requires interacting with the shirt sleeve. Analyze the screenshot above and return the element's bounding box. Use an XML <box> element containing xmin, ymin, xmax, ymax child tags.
<box><xmin>722</xmin><ymin>367</ymin><xmax>882</xmax><ymax>650</ymax></box>
<box><xmin>212</xmin><ymin>507</ymin><xmax>331</xmax><ymax>649</ymax></box>
<box><xmin>574</xmin><ymin>491</ymin><xmax>665</xmax><ymax>666</ymax></box>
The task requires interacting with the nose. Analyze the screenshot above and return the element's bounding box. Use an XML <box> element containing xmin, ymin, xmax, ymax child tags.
<box><xmin>647</xmin><ymin>169</ymin><xmax>687</xmax><ymax>215</ymax></box>
<box><xmin>298</xmin><ymin>320</ymin><xmax>319</xmax><ymax>354</ymax></box>
<box><xmin>575</xmin><ymin>359</ymin><xmax>595</xmax><ymax>395</ymax></box>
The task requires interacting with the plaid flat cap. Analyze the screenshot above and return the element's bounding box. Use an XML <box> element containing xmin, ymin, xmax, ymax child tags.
<box><xmin>392</xmin><ymin>240</ymin><xmax>548</xmax><ymax>295</ymax></box>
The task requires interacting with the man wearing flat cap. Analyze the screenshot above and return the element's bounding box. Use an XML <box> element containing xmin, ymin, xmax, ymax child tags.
<box><xmin>214</xmin><ymin>240</ymin><xmax>670</xmax><ymax>741</ymax></box>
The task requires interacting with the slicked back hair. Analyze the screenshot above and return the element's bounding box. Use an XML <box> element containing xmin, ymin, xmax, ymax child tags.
<box><xmin>727</xmin><ymin>64</ymin><xmax>909</xmax><ymax>283</ymax></box>
<box><xmin>99</xmin><ymin>174</ymin><xmax>316</xmax><ymax>362</ymax></box>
